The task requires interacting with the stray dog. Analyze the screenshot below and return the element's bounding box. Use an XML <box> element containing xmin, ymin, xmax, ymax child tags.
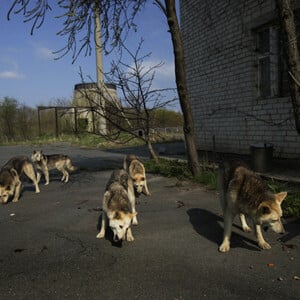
<box><xmin>96</xmin><ymin>169</ymin><xmax>137</xmax><ymax>242</ymax></box>
<box><xmin>218</xmin><ymin>160</ymin><xmax>287</xmax><ymax>252</ymax></box>
<box><xmin>123</xmin><ymin>154</ymin><xmax>150</xmax><ymax>196</ymax></box>
<box><xmin>31</xmin><ymin>150</ymin><xmax>76</xmax><ymax>184</ymax></box>
<box><xmin>0</xmin><ymin>156</ymin><xmax>40</xmax><ymax>204</ymax></box>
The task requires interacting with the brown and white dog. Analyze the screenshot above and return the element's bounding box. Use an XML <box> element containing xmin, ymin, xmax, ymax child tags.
<box><xmin>96</xmin><ymin>169</ymin><xmax>137</xmax><ymax>243</ymax></box>
<box><xmin>0</xmin><ymin>156</ymin><xmax>40</xmax><ymax>204</ymax></box>
<box><xmin>123</xmin><ymin>154</ymin><xmax>150</xmax><ymax>196</ymax></box>
<box><xmin>31</xmin><ymin>150</ymin><xmax>76</xmax><ymax>185</ymax></box>
<box><xmin>123</xmin><ymin>154</ymin><xmax>151</xmax><ymax>225</ymax></box>
<box><xmin>218</xmin><ymin>160</ymin><xmax>287</xmax><ymax>252</ymax></box>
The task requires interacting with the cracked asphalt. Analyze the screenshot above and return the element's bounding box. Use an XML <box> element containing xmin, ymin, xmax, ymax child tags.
<box><xmin>0</xmin><ymin>143</ymin><xmax>299</xmax><ymax>299</ymax></box>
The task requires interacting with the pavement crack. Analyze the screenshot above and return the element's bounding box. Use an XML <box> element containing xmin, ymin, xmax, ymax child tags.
<box><xmin>55</xmin><ymin>232</ymin><xmax>87</xmax><ymax>254</ymax></box>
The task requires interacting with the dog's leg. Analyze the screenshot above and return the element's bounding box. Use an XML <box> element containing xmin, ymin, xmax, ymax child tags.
<box><xmin>219</xmin><ymin>209</ymin><xmax>234</xmax><ymax>252</ymax></box>
<box><xmin>23</xmin><ymin>164</ymin><xmax>40</xmax><ymax>193</ymax></box>
<box><xmin>12</xmin><ymin>180</ymin><xmax>22</xmax><ymax>202</ymax></box>
<box><xmin>64</xmin><ymin>170</ymin><xmax>69</xmax><ymax>183</ymax></box>
<box><xmin>96</xmin><ymin>212</ymin><xmax>106</xmax><ymax>239</ymax></box>
<box><xmin>126</xmin><ymin>227</ymin><xmax>134</xmax><ymax>241</ymax></box>
<box><xmin>255</xmin><ymin>224</ymin><xmax>271</xmax><ymax>250</ymax></box>
<box><xmin>128</xmin><ymin>187</ymin><xmax>138</xmax><ymax>225</ymax></box>
<box><xmin>58</xmin><ymin>167</ymin><xmax>69</xmax><ymax>183</ymax></box>
<box><xmin>143</xmin><ymin>180</ymin><xmax>151</xmax><ymax>196</ymax></box>
<box><xmin>239</xmin><ymin>214</ymin><xmax>252</xmax><ymax>232</ymax></box>
<box><xmin>36</xmin><ymin>171</ymin><xmax>42</xmax><ymax>184</ymax></box>
<box><xmin>218</xmin><ymin>167</ymin><xmax>227</xmax><ymax>214</ymax></box>
<box><xmin>42</xmin><ymin>167</ymin><xmax>50</xmax><ymax>185</ymax></box>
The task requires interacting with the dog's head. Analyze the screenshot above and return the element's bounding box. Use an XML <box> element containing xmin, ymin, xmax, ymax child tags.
<box><xmin>133</xmin><ymin>174</ymin><xmax>146</xmax><ymax>194</ymax></box>
<box><xmin>107</xmin><ymin>210</ymin><xmax>137</xmax><ymax>242</ymax></box>
<box><xmin>31</xmin><ymin>150</ymin><xmax>43</xmax><ymax>162</ymax></box>
<box><xmin>0</xmin><ymin>169</ymin><xmax>17</xmax><ymax>204</ymax></box>
<box><xmin>0</xmin><ymin>185</ymin><xmax>12</xmax><ymax>204</ymax></box>
<box><xmin>256</xmin><ymin>192</ymin><xmax>287</xmax><ymax>233</ymax></box>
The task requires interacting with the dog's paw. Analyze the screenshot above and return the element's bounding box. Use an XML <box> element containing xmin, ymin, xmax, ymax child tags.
<box><xmin>242</xmin><ymin>225</ymin><xmax>252</xmax><ymax>233</ymax></box>
<box><xmin>127</xmin><ymin>235</ymin><xmax>134</xmax><ymax>242</ymax></box>
<box><xmin>132</xmin><ymin>216</ymin><xmax>138</xmax><ymax>225</ymax></box>
<box><xmin>219</xmin><ymin>242</ymin><xmax>230</xmax><ymax>253</ymax></box>
<box><xmin>96</xmin><ymin>231</ymin><xmax>105</xmax><ymax>239</ymax></box>
<box><xmin>44</xmin><ymin>183</ymin><xmax>49</xmax><ymax>186</ymax></box>
<box><xmin>258</xmin><ymin>241</ymin><xmax>271</xmax><ymax>250</ymax></box>
<box><xmin>12</xmin><ymin>198</ymin><xmax>19</xmax><ymax>203</ymax></box>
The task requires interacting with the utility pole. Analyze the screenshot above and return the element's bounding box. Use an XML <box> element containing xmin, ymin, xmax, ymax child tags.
<box><xmin>94</xmin><ymin>2</ymin><xmax>107</xmax><ymax>135</ymax></box>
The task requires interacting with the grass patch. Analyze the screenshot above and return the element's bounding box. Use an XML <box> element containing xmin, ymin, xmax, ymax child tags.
<box><xmin>144</xmin><ymin>158</ymin><xmax>218</xmax><ymax>189</ymax></box>
<box><xmin>12</xmin><ymin>133</ymin><xmax>145</xmax><ymax>149</ymax></box>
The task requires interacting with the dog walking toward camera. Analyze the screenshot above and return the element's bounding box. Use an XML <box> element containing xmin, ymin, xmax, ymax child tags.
<box><xmin>31</xmin><ymin>150</ymin><xmax>76</xmax><ymax>185</ymax></box>
<box><xmin>123</xmin><ymin>154</ymin><xmax>151</xmax><ymax>197</ymax></box>
<box><xmin>218</xmin><ymin>160</ymin><xmax>287</xmax><ymax>253</ymax></box>
<box><xmin>123</xmin><ymin>154</ymin><xmax>151</xmax><ymax>225</ymax></box>
<box><xmin>0</xmin><ymin>156</ymin><xmax>40</xmax><ymax>204</ymax></box>
<box><xmin>96</xmin><ymin>169</ymin><xmax>137</xmax><ymax>243</ymax></box>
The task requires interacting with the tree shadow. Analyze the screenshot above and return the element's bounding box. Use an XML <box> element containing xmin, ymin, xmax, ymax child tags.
<box><xmin>187</xmin><ymin>208</ymin><xmax>259</xmax><ymax>251</ymax></box>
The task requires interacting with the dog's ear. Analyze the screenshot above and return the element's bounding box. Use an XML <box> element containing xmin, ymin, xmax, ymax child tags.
<box><xmin>114</xmin><ymin>211</ymin><xmax>121</xmax><ymax>219</ymax></box>
<box><xmin>275</xmin><ymin>192</ymin><xmax>287</xmax><ymax>204</ymax></box>
<box><xmin>130</xmin><ymin>212</ymin><xmax>137</xmax><ymax>219</ymax></box>
<box><xmin>103</xmin><ymin>191</ymin><xmax>111</xmax><ymax>202</ymax></box>
<box><xmin>259</xmin><ymin>204</ymin><xmax>271</xmax><ymax>215</ymax></box>
<box><xmin>260</xmin><ymin>205</ymin><xmax>271</xmax><ymax>215</ymax></box>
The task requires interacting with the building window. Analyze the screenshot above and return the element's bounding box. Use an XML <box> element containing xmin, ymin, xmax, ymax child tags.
<box><xmin>256</xmin><ymin>11</ymin><xmax>300</xmax><ymax>98</ymax></box>
<box><xmin>256</xmin><ymin>26</ymin><xmax>279</xmax><ymax>98</ymax></box>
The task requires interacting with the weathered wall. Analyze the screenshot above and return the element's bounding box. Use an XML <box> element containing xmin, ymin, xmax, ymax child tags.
<box><xmin>181</xmin><ymin>0</ymin><xmax>300</xmax><ymax>158</ymax></box>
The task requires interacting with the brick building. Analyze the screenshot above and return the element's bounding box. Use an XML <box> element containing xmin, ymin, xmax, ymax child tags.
<box><xmin>180</xmin><ymin>0</ymin><xmax>300</xmax><ymax>158</ymax></box>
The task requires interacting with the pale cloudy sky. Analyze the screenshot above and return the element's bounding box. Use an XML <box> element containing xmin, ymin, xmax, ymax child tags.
<box><xmin>0</xmin><ymin>2</ymin><xmax>177</xmax><ymax>108</ymax></box>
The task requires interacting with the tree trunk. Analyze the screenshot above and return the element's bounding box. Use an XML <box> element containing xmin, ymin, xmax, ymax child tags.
<box><xmin>147</xmin><ymin>140</ymin><xmax>159</xmax><ymax>164</ymax></box>
<box><xmin>277</xmin><ymin>0</ymin><xmax>300</xmax><ymax>133</ymax></box>
<box><xmin>94</xmin><ymin>2</ymin><xmax>107</xmax><ymax>135</ymax></box>
<box><xmin>164</xmin><ymin>0</ymin><xmax>201</xmax><ymax>175</ymax></box>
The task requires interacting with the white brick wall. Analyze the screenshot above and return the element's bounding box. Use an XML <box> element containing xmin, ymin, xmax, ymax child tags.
<box><xmin>181</xmin><ymin>0</ymin><xmax>300</xmax><ymax>158</ymax></box>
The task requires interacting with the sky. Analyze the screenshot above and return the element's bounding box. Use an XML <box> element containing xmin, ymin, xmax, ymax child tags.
<box><xmin>0</xmin><ymin>1</ymin><xmax>177</xmax><ymax>109</ymax></box>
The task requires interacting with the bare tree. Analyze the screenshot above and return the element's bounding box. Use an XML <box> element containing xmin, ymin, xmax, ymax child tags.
<box><xmin>154</xmin><ymin>0</ymin><xmax>201</xmax><ymax>175</ymax></box>
<box><xmin>17</xmin><ymin>104</ymin><xmax>37</xmax><ymax>140</ymax></box>
<box><xmin>80</xmin><ymin>40</ymin><xmax>177</xmax><ymax>162</ymax></box>
<box><xmin>7</xmin><ymin>0</ymin><xmax>202</xmax><ymax>175</ymax></box>
<box><xmin>0</xmin><ymin>97</ymin><xmax>18</xmax><ymax>141</ymax></box>
<box><xmin>276</xmin><ymin>0</ymin><xmax>300</xmax><ymax>134</ymax></box>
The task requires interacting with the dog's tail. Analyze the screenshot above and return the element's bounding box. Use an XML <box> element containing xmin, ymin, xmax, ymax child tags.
<box><xmin>66</xmin><ymin>158</ymin><xmax>77</xmax><ymax>172</ymax></box>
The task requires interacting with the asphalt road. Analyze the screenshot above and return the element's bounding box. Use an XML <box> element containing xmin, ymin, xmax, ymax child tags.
<box><xmin>0</xmin><ymin>143</ymin><xmax>299</xmax><ymax>300</ymax></box>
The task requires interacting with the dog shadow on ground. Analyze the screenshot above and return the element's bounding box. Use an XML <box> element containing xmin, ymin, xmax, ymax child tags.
<box><xmin>278</xmin><ymin>218</ymin><xmax>300</xmax><ymax>243</ymax></box>
<box><xmin>187</xmin><ymin>208</ymin><xmax>260</xmax><ymax>251</ymax></box>
<box><xmin>96</xmin><ymin>214</ymin><xmax>123</xmax><ymax>248</ymax></box>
